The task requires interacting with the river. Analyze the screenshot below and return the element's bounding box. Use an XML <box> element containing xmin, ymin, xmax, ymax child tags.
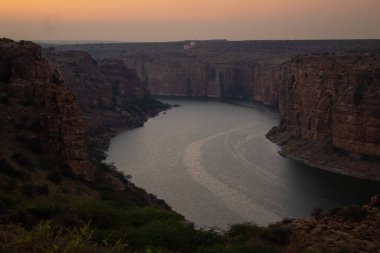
<box><xmin>107</xmin><ymin>99</ymin><xmax>380</xmax><ymax>228</ymax></box>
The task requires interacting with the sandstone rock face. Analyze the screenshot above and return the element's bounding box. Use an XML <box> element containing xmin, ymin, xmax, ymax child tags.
<box><xmin>0</xmin><ymin>39</ymin><xmax>94</xmax><ymax>180</ymax></box>
<box><xmin>44</xmin><ymin>49</ymin><xmax>167</xmax><ymax>136</ymax></box>
<box><xmin>52</xmin><ymin>40</ymin><xmax>380</xmax><ymax>104</ymax></box>
<box><xmin>126</xmin><ymin>56</ymin><xmax>284</xmax><ymax>103</ymax></box>
<box><xmin>278</xmin><ymin>54</ymin><xmax>380</xmax><ymax>157</ymax></box>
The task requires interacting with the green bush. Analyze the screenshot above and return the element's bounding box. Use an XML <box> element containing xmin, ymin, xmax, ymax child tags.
<box><xmin>21</xmin><ymin>183</ymin><xmax>49</xmax><ymax>197</ymax></box>
<box><xmin>337</xmin><ymin>205</ymin><xmax>368</xmax><ymax>221</ymax></box>
<box><xmin>128</xmin><ymin>220</ymin><xmax>195</xmax><ymax>251</ymax></box>
<box><xmin>0</xmin><ymin>193</ymin><xmax>19</xmax><ymax>214</ymax></box>
<box><xmin>27</xmin><ymin>199</ymin><xmax>60</xmax><ymax>219</ymax></box>
<box><xmin>2</xmin><ymin>179</ymin><xmax>17</xmax><ymax>191</ymax></box>
<box><xmin>47</xmin><ymin>168</ymin><xmax>63</xmax><ymax>184</ymax></box>
<box><xmin>260</xmin><ymin>225</ymin><xmax>290</xmax><ymax>246</ymax></box>
<box><xmin>0</xmin><ymin>221</ymin><xmax>127</xmax><ymax>253</ymax></box>
<box><xmin>227</xmin><ymin>223</ymin><xmax>262</xmax><ymax>243</ymax></box>
<box><xmin>11</xmin><ymin>152</ymin><xmax>33</xmax><ymax>169</ymax></box>
<box><xmin>0</xmin><ymin>159</ymin><xmax>29</xmax><ymax>179</ymax></box>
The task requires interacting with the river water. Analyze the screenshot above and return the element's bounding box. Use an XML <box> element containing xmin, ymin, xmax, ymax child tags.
<box><xmin>107</xmin><ymin>99</ymin><xmax>380</xmax><ymax>228</ymax></box>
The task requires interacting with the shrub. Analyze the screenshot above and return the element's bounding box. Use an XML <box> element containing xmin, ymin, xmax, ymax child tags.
<box><xmin>0</xmin><ymin>222</ymin><xmax>128</xmax><ymax>253</ymax></box>
<box><xmin>0</xmin><ymin>193</ymin><xmax>19</xmax><ymax>214</ymax></box>
<box><xmin>11</xmin><ymin>152</ymin><xmax>33</xmax><ymax>169</ymax></box>
<box><xmin>127</xmin><ymin>219</ymin><xmax>197</xmax><ymax>252</ymax></box>
<box><xmin>27</xmin><ymin>199</ymin><xmax>60</xmax><ymax>219</ymax></box>
<box><xmin>2</xmin><ymin>179</ymin><xmax>17</xmax><ymax>191</ymax></box>
<box><xmin>260</xmin><ymin>225</ymin><xmax>290</xmax><ymax>245</ymax></box>
<box><xmin>21</xmin><ymin>183</ymin><xmax>49</xmax><ymax>197</ymax></box>
<box><xmin>337</xmin><ymin>205</ymin><xmax>368</xmax><ymax>221</ymax></box>
<box><xmin>35</xmin><ymin>184</ymin><xmax>49</xmax><ymax>195</ymax></box>
<box><xmin>227</xmin><ymin>223</ymin><xmax>261</xmax><ymax>242</ymax></box>
<box><xmin>0</xmin><ymin>159</ymin><xmax>29</xmax><ymax>179</ymax></box>
<box><xmin>47</xmin><ymin>168</ymin><xmax>63</xmax><ymax>184</ymax></box>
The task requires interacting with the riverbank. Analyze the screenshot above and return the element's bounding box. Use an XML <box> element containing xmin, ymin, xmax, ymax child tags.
<box><xmin>157</xmin><ymin>96</ymin><xmax>380</xmax><ymax>182</ymax></box>
<box><xmin>266</xmin><ymin>126</ymin><xmax>380</xmax><ymax>182</ymax></box>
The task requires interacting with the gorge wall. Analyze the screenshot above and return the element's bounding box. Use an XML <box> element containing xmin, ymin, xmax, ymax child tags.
<box><xmin>52</xmin><ymin>40</ymin><xmax>380</xmax><ymax>105</ymax></box>
<box><xmin>277</xmin><ymin>54</ymin><xmax>380</xmax><ymax>157</ymax></box>
<box><xmin>48</xmin><ymin>40</ymin><xmax>380</xmax><ymax>179</ymax></box>
<box><xmin>129</xmin><ymin>50</ymin><xmax>380</xmax><ymax>177</ymax></box>
<box><xmin>43</xmin><ymin>48</ymin><xmax>168</xmax><ymax>139</ymax></box>
<box><xmin>267</xmin><ymin>53</ymin><xmax>380</xmax><ymax>180</ymax></box>
<box><xmin>0</xmin><ymin>39</ymin><xmax>94</xmax><ymax>180</ymax></box>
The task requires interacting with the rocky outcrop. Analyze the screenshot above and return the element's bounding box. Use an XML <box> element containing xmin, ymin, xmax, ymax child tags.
<box><xmin>0</xmin><ymin>39</ymin><xmax>94</xmax><ymax>180</ymax></box>
<box><xmin>277</xmin><ymin>54</ymin><xmax>380</xmax><ymax>156</ymax></box>
<box><xmin>43</xmin><ymin>48</ymin><xmax>168</xmax><ymax>137</ymax></box>
<box><xmin>268</xmin><ymin>53</ymin><xmax>380</xmax><ymax>180</ymax></box>
<box><xmin>282</xmin><ymin>194</ymin><xmax>380</xmax><ymax>253</ymax></box>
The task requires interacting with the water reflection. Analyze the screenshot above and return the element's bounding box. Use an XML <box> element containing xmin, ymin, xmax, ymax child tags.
<box><xmin>107</xmin><ymin>99</ymin><xmax>380</xmax><ymax>228</ymax></box>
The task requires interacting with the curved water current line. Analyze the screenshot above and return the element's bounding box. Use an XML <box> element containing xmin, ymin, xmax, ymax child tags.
<box><xmin>183</xmin><ymin>124</ymin><xmax>282</xmax><ymax>225</ymax></box>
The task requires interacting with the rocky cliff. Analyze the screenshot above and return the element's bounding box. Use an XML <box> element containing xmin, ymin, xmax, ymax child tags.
<box><xmin>268</xmin><ymin>53</ymin><xmax>380</xmax><ymax>180</ymax></box>
<box><xmin>49</xmin><ymin>40</ymin><xmax>380</xmax><ymax>105</ymax></box>
<box><xmin>43</xmin><ymin>48</ymin><xmax>168</xmax><ymax>139</ymax></box>
<box><xmin>0</xmin><ymin>39</ymin><xmax>94</xmax><ymax>180</ymax></box>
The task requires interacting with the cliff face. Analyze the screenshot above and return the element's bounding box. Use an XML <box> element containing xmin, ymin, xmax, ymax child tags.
<box><xmin>43</xmin><ymin>49</ymin><xmax>167</xmax><ymax>137</ymax></box>
<box><xmin>0</xmin><ymin>39</ymin><xmax>94</xmax><ymax>180</ymax></box>
<box><xmin>126</xmin><ymin>57</ymin><xmax>282</xmax><ymax>103</ymax></box>
<box><xmin>51</xmin><ymin>40</ymin><xmax>380</xmax><ymax>105</ymax></box>
<box><xmin>121</xmin><ymin>51</ymin><xmax>380</xmax><ymax>178</ymax></box>
<box><xmin>277</xmin><ymin>54</ymin><xmax>380</xmax><ymax>157</ymax></box>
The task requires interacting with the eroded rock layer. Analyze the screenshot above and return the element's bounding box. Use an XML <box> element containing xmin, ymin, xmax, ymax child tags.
<box><xmin>278</xmin><ymin>54</ymin><xmax>380</xmax><ymax>157</ymax></box>
<box><xmin>43</xmin><ymin>48</ymin><xmax>168</xmax><ymax>137</ymax></box>
<box><xmin>0</xmin><ymin>39</ymin><xmax>94</xmax><ymax>180</ymax></box>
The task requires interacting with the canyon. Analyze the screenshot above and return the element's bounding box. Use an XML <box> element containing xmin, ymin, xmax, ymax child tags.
<box><xmin>53</xmin><ymin>40</ymin><xmax>380</xmax><ymax>180</ymax></box>
<box><xmin>0</xmin><ymin>38</ymin><xmax>379</xmax><ymax>253</ymax></box>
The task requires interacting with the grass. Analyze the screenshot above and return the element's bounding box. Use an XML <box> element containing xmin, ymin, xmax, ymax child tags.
<box><xmin>0</xmin><ymin>192</ymin><xmax>284</xmax><ymax>253</ymax></box>
<box><xmin>0</xmin><ymin>221</ymin><xmax>127</xmax><ymax>253</ymax></box>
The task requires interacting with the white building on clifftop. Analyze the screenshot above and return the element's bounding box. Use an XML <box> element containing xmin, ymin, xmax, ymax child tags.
<box><xmin>184</xmin><ymin>41</ymin><xmax>197</xmax><ymax>50</ymax></box>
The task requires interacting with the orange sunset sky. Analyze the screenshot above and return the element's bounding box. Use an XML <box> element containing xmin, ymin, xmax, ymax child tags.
<box><xmin>1</xmin><ymin>0</ymin><xmax>380</xmax><ymax>41</ymax></box>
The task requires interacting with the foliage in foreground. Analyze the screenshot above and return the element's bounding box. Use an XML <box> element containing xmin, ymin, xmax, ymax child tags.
<box><xmin>0</xmin><ymin>221</ymin><xmax>126</xmax><ymax>253</ymax></box>
<box><xmin>0</xmin><ymin>193</ymin><xmax>283</xmax><ymax>253</ymax></box>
